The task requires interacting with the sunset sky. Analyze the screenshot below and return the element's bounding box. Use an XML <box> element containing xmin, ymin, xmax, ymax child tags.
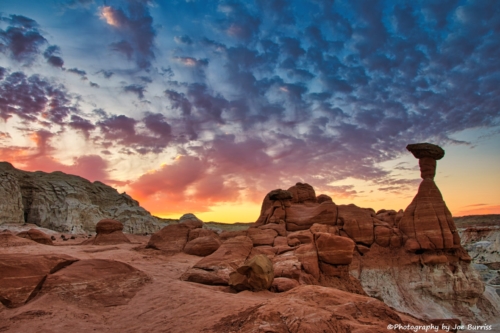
<box><xmin>0</xmin><ymin>0</ymin><xmax>499</xmax><ymax>222</ymax></box>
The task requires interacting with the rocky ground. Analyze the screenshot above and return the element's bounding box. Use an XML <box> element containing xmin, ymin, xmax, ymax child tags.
<box><xmin>0</xmin><ymin>231</ymin><xmax>436</xmax><ymax>333</ymax></box>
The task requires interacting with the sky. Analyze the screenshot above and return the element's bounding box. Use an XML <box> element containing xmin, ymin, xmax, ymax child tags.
<box><xmin>0</xmin><ymin>0</ymin><xmax>499</xmax><ymax>222</ymax></box>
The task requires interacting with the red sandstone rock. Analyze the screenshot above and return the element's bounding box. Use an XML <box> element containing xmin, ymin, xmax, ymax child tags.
<box><xmin>247</xmin><ymin>227</ymin><xmax>278</xmax><ymax>246</ymax></box>
<box><xmin>316</xmin><ymin>194</ymin><xmax>333</xmax><ymax>203</ymax></box>
<box><xmin>188</xmin><ymin>228</ymin><xmax>218</xmax><ymax>241</ymax></box>
<box><xmin>270</xmin><ymin>277</ymin><xmax>300</xmax><ymax>292</ymax></box>
<box><xmin>258</xmin><ymin>222</ymin><xmax>287</xmax><ymax>236</ymax></box>
<box><xmin>96</xmin><ymin>219</ymin><xmax>123</xmax><ymax>234</ymax></box>
<box><xmin>287</xmin><ymin>229</ymin><xmax>313</xmax><ymax>246</ymax></box>
<box><xmin>250</xmin><ymin>246</ymin><xmax>277</xmax><ymax>258</ymax></box>
<box><xmin>338</xmin><ymin>204</ymin><xmax>374</xmax><ymax>246</ymax></box>
<box><xmin>272</xmin><ymin>252</ymin><xmax>303</xmax><ymax>280</ymax></box>
<box><xmin>406</xmin><ymin>143</ymin><xmax>445</xmax><ymax>160</ymax></box>
<box><xmin>147</xmin><ymin>223</ymin><xmax>190</xmax><ymax>253</ymax></box>
<box><xmin>219</xmin><ymin>230</ymin><xmax>247</xmax><ymax>241</ymax></box>
<box><xmin>178</xmin><ymin>213</ymin><xmax>204</xmax><ymax>229</ymax></box>
<box><xmin>39</xmin><ymin>259</ymin><xmax>149</xmax><ymax>307</ymax></box>
<box><xmin>315</xmin><ymin>233</ymin><xmax>355</xmax><ymax>265</ymax></box>
<box><xmin>310</xmin><ymin>223</ymin><xmax>339</xmax><ymax>235</ymax></box>
<box><xmin>374</xmin><ymin>226</ymin><xmax>391</xmax><ymax>247</ymax></box>
<box><xmin>0</xmin><ymin>253</ymin><xmax>78</xmax><ymax>308</ymax></box>
<box><xmin>16</xmin><ymin>229</ymin><xmax>53</xmax><ymax>245</ymax></box>
<box><xmin>294</xmin><ymin>243</ymin><xmax>320</xmax><ymax>279</ymax></box>
<box><xmin>273</xmin><ymin>236</ymin><xmax>288</xmax><ymax>247</ymax></box>
<box><xmin>285</xmin><ymin>201</ymin><xmax>337</xmax><ymax>231</ymax></box>
<box><xmin>183</xmin><ymin>236</ymin><xmax>222</xmax><ymax>256</ymax></box>
<box><xmin>287</xmin><ymin>182</ymin><xmax>317</xmax><ymax>203</ymax></box>
<box><xmin>181</xmin><ymin>236</ymin><xmax>254</xmax><ymax>285</ymax></box>
<box><xmin>229</xmin><ymin>254</ymin><xmax>274</xmax><ymax>291</ymax></box>
<box><xmin>0</xmin><ymin>231</ymin><xmax>38</xmax><ymax>247</ymax></box>
<box><xmin>84</xmin><ymin>219</ymin><xmax>131</xmax><ymax>245</ymax></box>
<box><xmin>210</xmin><ymin>285</ymin><xmax>426</xmax><ymax>333</ymax></box>
<box><xmin>398</xmin><ymin>179</ymin><xmax>458</xmax><ymax>251</ymax></box>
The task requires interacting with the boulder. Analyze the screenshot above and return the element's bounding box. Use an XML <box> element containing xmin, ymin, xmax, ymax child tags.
<box><xmin>0</xmin><ymin>231</ymin><xmax>38</xmax><ymax>247</ymax></box>
<box><xmin>285</xmin><ymin>201</ymin><xmax>337</xmax><ymax>231</ymax></box>
<box><xmin>179</xmin><ymin>213</ymin><xmax>203</xmax><ymax>229</ymax></box>
<box><xmin>16</xmin><ymin>229</ymin><xmax>53</xmax><ymax>245</ymax></box>
<box><xmin>181</xmin><ymin>236</ymin><xmax>253</xmax><ymax>285</ymax></box>
<box><xmin>188</xmin><ymin>228</ymin><xmax>218</xmax><ymax>241</ymax></box>
<box><xmin>85</xmin><ymin>219</ymin><xmax>131</xmax><ymax>245</ymax></box>
<box><xmin>338</xmin><ymin>204</ymin><xmax>374</xmax><ymax>246</ymax></box>
<box><xmin>272</xmin><ymin>252</ymin><xmax>302</xmax><ymax>280</ymax></box>
<box><xmin>315</xmin><ymin>233</ymin><xmax>355</xmax><ymax>265</ymax></box>
<box><xmin>287</xmin><ymin>230</ymin><xmax>313</xmax><ymax>246</ymax></box>
<box><xmin>294</xmin><ymin>243</ymin><xmax>320</xmax><ymax>279</ymax></box>
<box><xmin>228</xmin><ymin>254</ymin><xmax>274</xmax><ymax>291</ymax></box>
<box><xmin>258</xmin><ymin>223</ymin><xmax>287</xmax><ymax>236</ymax></box>
<box><xmin>287</xmin><ymin>182</ymin><xmax>317</xmax><ymax>203</ymax></box>
<box><xmin>219</xmin><ymin>230</ymin><xmax>247</xmax><ymax>241</ymax></box>
<box><xmin>273</xmin><ymin>236</ymin><xmax>288</xmax><ymax>247</ymax></box>
<box><xmin>247</xmin><ymin>227</ymin><xmax>278</xmax><ymax>246</ymax></box>
<box><xmin>147</xmin><ymin>223</ymin><xmax>191</xmax><ymax>253</ymax></box>
<box><xmin>39</xmin><ymin>259</ymin><xmax>149</xmax><ymax>307</ymax></box>
<box><xmin>316</xmin><ymin>194</ymin><xmax>333</xmax><ymax>203</ymax></box>
<box><xmin>374</xmin><ymin>226</ymin><xmax>391</xmax><ymax>248</ymax></box>
<box><xmin>270</xmin><ymin>277</ymin><xmax>300</xmax><ymax>292</ymax></box>
<box><xmin>183</xmin><ymin>236</ymin><xmax>222</xmax><ymax>256</ymax></box>
<box><xmin>0</xmin><ymin>253</ymin><xmax>78</xmax><ymax>308</ymax></box>
<box><xmin>406</xmin><ymin>143</ymin><xmax>445</xmax><ymax>160</ymax></box>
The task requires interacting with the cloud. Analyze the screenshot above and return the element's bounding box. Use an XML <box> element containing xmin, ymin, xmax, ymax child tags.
<box><xmin>43</xmin><ymin>45</ymin><xmax>64</xmax><ymax>68</ymax></box>
<box><xmin>0</xmin><ymin>70</ymin><xmax>78</xmax><ymax>124</ymax></box>
<box><xmin>123</xmin><ymin>84</ymin><xmax>146</xmax><ymax>99</ymax></box>
<box><xmin>174</xmin><ymin>35</ymin><xmax>193</xmax><ymax>45</ymax></box>
<box><xmin>0</xmin><ymin>129</ymin><xmax>109</xmax><ymax>183</ymax></box>
<box><xmin>99</xmin><ymin>1</ymin><xmax>157</xmax><ymax>69</ymax></box>
<box><xmin>0</xmin><ymin>15</ymin><xmax>47</xmax><ymax>64</ymax></box>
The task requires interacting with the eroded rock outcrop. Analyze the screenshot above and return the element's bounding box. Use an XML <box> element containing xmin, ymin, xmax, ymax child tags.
<box><xmin>147</xmin><ymin>217</ymin><xmax>222</xmax><ymax>256</ymax></box>
<box><xmin>0</xmin><ymin>162</ymin><xmax>164</xmax><ymax>234</ymax></box>
<box><xmin>210</xmin><ymin>285</ymin><xmax>433</xmax><ymax>333</ymax></box>
<box><xmin>16</xmin><ymin>229</ymin><xmax>53</xmax><ymax>245</ymax></box>
<box><xmin>83</xmin><ymin>219</ymin><xmax>131</xmax><ymax>245</ymax></box>
<box><xmin>176</xmin><ymin>143</ymin><xmax>496</xmax><ymax>324</ymax></box>
<box><xmin>0</xmin><ymin>254</ymin><xmax>78</xmax><ymax>307</ymax></box>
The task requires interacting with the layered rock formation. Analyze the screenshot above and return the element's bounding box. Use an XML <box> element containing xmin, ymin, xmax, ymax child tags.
<box><xmin>147</xmin><ymin>218</ymin><xmax>222</xmax><ymax>257</ymax></box>
<box><xmin>178</xmin><ymin>143</ymin><xmax>497</xmax><ymax>325</ymax></box>
<box><xmin>0</xmin><ymin>162</ymin><xmax>164</xmax><ymax>234</ymax></box>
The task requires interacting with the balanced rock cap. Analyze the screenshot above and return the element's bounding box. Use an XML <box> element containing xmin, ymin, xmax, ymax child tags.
<box><xmin>406</xmin><ymin>143</ymin><xmax>445</xmax><ymax>160</ymax></box>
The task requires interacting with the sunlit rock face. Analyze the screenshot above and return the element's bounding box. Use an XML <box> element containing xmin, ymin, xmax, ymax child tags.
<box><xmin>0</xmin><ymin>162</ymin><xmax>163</xmax><ymax>234</ymax></box>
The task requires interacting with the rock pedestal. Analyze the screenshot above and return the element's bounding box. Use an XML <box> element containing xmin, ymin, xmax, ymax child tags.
<box><xmin>398</xmin><ymin>143</ymin><xmax>462</xmax><ymax>251</ymax></box>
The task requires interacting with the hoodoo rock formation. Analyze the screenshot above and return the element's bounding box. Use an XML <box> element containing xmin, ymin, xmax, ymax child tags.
<box><xmin>0</xmin><ymin>162</ymin><xmax>164</xmax><ymax>234</ymax></box>
<box><xmin>82</xmin><ymin>219</ymin><xmax>131</xmax><ymax>245</ymax></box>
<box><xmin>177</xmin><ymin>143</ymin><xmax>498</xmax><ymax>324</ymax></box>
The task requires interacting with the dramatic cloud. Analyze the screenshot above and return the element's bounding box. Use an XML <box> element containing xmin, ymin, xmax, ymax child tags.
<box><xmin>0</xmin><ymin>15</ymin><xmax>47</xmax><ymax>64</ymax></box>
<box><xmin>99</xmin><ymin>1</ymin><xmax>157</xmax><ymax>68</ymax></box>
<box><xmin>1</xmin><ymin>0</ymin><xmax>499</xmax><ymax>218</ymax></box>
